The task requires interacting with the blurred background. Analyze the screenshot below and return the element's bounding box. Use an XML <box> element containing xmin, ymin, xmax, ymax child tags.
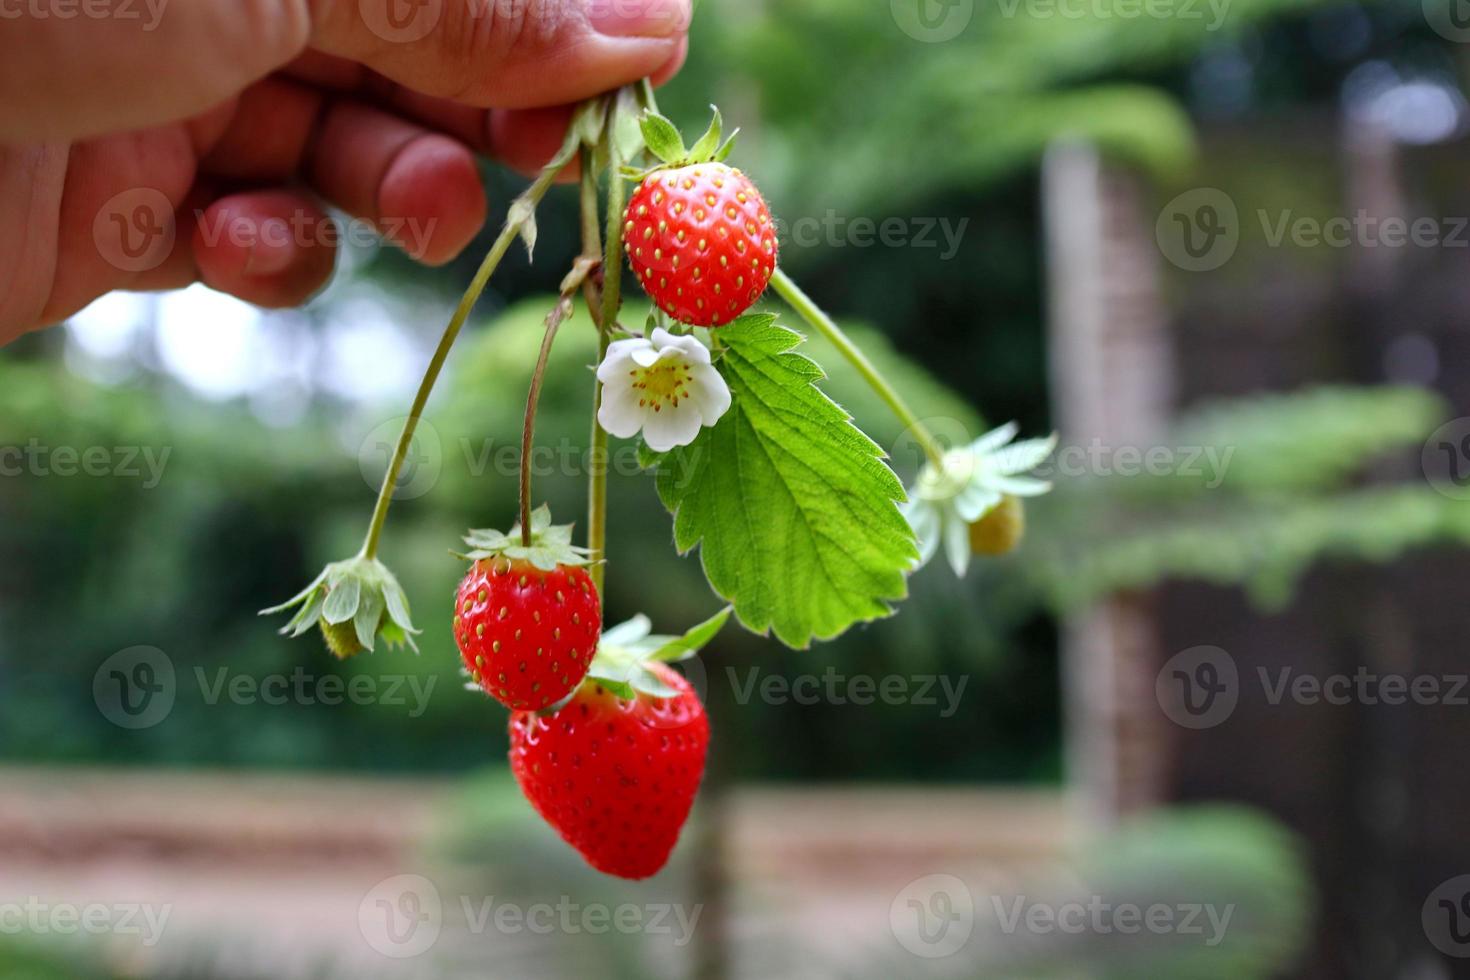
<box><xmin>5</xmin><ymin>0</ymin><xmax>1470</xmax><ymax>975</ymax></box>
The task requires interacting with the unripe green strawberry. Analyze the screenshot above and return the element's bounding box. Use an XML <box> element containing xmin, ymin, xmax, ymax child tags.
<box><xmin>623</xmin><ymin>162</ymin><xmax>777</xmax><ymax>327</ymax></box>
<box><xmin>968</xmin><ymin>494</ymin><xmax>1025</xmax><ymax>556</ymax></box>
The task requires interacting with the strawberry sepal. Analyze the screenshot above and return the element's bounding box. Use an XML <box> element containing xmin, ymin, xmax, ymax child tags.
<box><xmin>457</xmin><ymin>504</ymin><xmax>593</xmax><ymax>572</ymax></box>
<box><xmin>260</xmin><ymin>555</ymin><xmax>420</xmax><ymax>658</ymax></box>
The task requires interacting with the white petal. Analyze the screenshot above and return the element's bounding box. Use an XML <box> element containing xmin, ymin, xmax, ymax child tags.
<box><xmin>943</xmin><ymin>513</ymin><xmax>972</xmax><ymax>577</ymax></box>
<box><xmin>597</xmin><ymin>383</ymin><xmax>647</xmax><ymax>438</ymax></box>
<box><xmin>598</xmin><ymin>339</ymin><xmax>650</xmax><ymax>381</ymax></box>
<box><xmin>970</xmin><ymin>421</ymin><xmax>1020</xmax><ymax>455</ymax></box>
<box><xmin>653</xmin><ymin>327</ymin><xmax>712</xmax><ymax>365</ymax></box>
<box><xmin>687</xmin><ymin>364</ymin><xmax>731</xmax><ymax>426</ymax></box>
<box><xmin>904</xmin><ymin>498</ymin><xmax>942</xmax><ymax>567</ymax></box>
<box><xmin>986</xmin><ymin>475</ymin><xmax>1052</xmax><ymax>497</ymax></box>
<box><xmin>954</xmin><ymin>483</ymin><xmax>1003</xmax><ymax>523</ymax></box>
<box><xmin>642</xmin><ymin>405</ymin><xmax>704</xmax><ymax>452</ymax></box>
<box><xmin>988</xmin><ymin>433</ymin><xmax>1058</xmax><ymax>475</ymax></box>
<box><xmin>631</xmin><ymin>346</ymin><xmax>661</xmax><ymax>368</ymax></box>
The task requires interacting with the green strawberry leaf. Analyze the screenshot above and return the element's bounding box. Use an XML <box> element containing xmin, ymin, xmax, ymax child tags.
<box><xmin>654</xmin><ymin>315</ymin><xmax>917</xmax><ymax>648</ymax></box>
<box><xmin>638</xmin><ymin>111</ymin><xmax>686</xmax><ymax>164</ymax></box>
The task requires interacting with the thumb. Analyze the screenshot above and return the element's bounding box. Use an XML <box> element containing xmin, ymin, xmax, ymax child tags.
<box><xmin>0</xmin><ymin>0</ymin><xmax>689</xmax><ymax>142</ymax></box>
<box><xmin>314</xmin><ymin>0</ymin><xmax>690</xmax><ymax>108</ymax></box>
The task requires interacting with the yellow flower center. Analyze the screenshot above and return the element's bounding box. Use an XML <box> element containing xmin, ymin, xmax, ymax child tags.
<box><xmin>630</xmin><ymin>360</ymin><xmax>693</xmax><ymax>412</ymax></box>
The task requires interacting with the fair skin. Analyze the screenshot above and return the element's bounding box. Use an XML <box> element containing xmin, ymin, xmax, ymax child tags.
<box><xmin>0</xmin><ymin>0</ymin><xmax>691</xmax><ymax>345</ymax></box>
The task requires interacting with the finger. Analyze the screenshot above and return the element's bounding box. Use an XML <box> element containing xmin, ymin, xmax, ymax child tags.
<box><xmin>237</xmin><ymin>66</ymin><xmax>573</xmax><ymax>177</ymax></box>
<box><xmin>278</xmin><ymin>65</ymin><xmax>581</xmax><ymax>179</ymax></box>
<box><xmin>191</xmin><ymin>190</ymin><xmax>338</xmax><ymax>307</ymax></box>
<box><xmin>1</xmin><ymin>0</ymin><xmax>690</xmax><ymax>143</ymax></box>
<box><xmin>0</xmin><ymin>0</ymin><xmax>312</xmax><ymax>142</ymax></box>
<box><xmin>309</xmin><ymin>0</ymin><xmax>691</xmax><ymax>108</ymax></box>
<box><xmin>200</xmin><ymin>78</ymin><xmax>487</xmax><ymax>265</ymax></box>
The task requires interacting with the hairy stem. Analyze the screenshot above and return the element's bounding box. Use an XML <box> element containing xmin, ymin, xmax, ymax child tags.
<box><xmin>521</xmin><ymin>306</ymin><xmax>565</xmax><ymax>546</ymax></box>
<box><xmin>359</xmin><ymin>124</ymin><xmax>577</xmax><ymax>561</ymax></box>
<box><xmin>770</xmin><ymin>267</ymin><xmax>947</xmax><ymax>470</ymax></box>
<box><xmin>583</xmin><ymin>130</ymin><xmax>614</xmax><ymax>595</ymax></box>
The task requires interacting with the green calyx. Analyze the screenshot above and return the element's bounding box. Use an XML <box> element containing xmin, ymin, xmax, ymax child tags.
<box><xmin>260</xmin><ymin>555</ymin><xmax>420</xmax><ymax>658</ymax></box>
<box><xmin>564</xmin><ymin>605</ymin><xmax>731</xmax><ymax>707</ymax></box>
<box><xmin>623</xmin><ymin>105</ymin><xmax>739</xmax><ymax>180</ymax></box>
<box><xmin>459</xmin><ymin>504</ymin><xmax>592</xmax><ymax>572</ymax></box>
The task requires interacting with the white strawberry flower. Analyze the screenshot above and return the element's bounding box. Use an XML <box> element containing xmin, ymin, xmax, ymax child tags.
<box><xmin>596</xmin><ymin>327</ymin><xmax>732</xmax><ymax>452</ymax></box>
<box><xmin>902</xmin><ymin>422</ymin><xmax>1057</xmax><ymax>577</ymax></box>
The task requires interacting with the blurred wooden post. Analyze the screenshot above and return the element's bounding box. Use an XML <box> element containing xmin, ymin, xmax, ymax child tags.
<box><xmin>1041</xmin><ymin>141</ymin><xmax>1174</xmax><ymax>824</ymax></box>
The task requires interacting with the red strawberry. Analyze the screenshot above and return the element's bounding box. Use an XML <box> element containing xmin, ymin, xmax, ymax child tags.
<box><xmin>509</xmin><ymin>663</ymin><xmax>710</xmax><ymax>880</ymax></box>
<box><xmin>454</xmin><ymin>508</ymin><xmax>599</xmax><ymax>711</ymax></box>
<box><xmin>623</xmin><ymin>162</ymin><xmax>777</xmax><ymax>327</ymax></box>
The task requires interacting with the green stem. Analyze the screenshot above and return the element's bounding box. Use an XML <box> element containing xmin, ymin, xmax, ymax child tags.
<box><xmin>520</xmin><ymin>307</ymin><xmax>564</xmax><ymax>546</ymax></box>
<box><xmin>769</xmin><ymin>267</ymin><xmax>947</xmax><ymax>470</ymax></box>
<box><xmin>359</xmin><ymin>140</ymin><xmax>569</xmax><ymax>561</ymax></box>
<box><xmin>584</xmin><ymin>108</ymin><xmax>621</xmax><ymax>595</ymax></box>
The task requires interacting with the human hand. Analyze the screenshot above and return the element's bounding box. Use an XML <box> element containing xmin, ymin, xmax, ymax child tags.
<box><xmin>0</xmin><ymin>0</ymin><xmax>690</xmax><ymax>344</ymax></box>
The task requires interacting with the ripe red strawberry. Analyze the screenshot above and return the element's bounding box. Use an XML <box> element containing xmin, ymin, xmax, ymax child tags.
<box><xmin>509</xmin><ymin>663</ymin><xmax>710</xmax><ymax>880</ymax></box>
<box><xmin>454</xmin><ymin>508</ymin><xmax>600</xmax><ymax>711</ymax></box>
<box><xmin>623</xmin><ymin>162</ymin><xmax>777</xmax><ymax>327</ymax></box>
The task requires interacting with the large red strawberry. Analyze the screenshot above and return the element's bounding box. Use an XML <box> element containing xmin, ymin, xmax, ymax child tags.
<box><xmin>621</xmin><ymin>108</ymin><xmax>777</xmax><ymax>327</ymax></box>
<box><xmin>510</xmin><ymin>662</ymin><xmax>710</xmax><ymax>880</ymax></box>
<box><xmin>454</xmin><ymin>508</ymin><xmax>600</xmax><ymax>711</ymax></box>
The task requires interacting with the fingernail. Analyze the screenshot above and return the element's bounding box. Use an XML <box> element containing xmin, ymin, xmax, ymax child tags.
<box><xmin>585</xmin><ymin>0</ymin><xmax>687</xmax><ymax>38</ymax></box>
<box><xmin>244</xmin><ymin>218</ymin><xmax>297</xmax><ymax>277</ymax></box>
